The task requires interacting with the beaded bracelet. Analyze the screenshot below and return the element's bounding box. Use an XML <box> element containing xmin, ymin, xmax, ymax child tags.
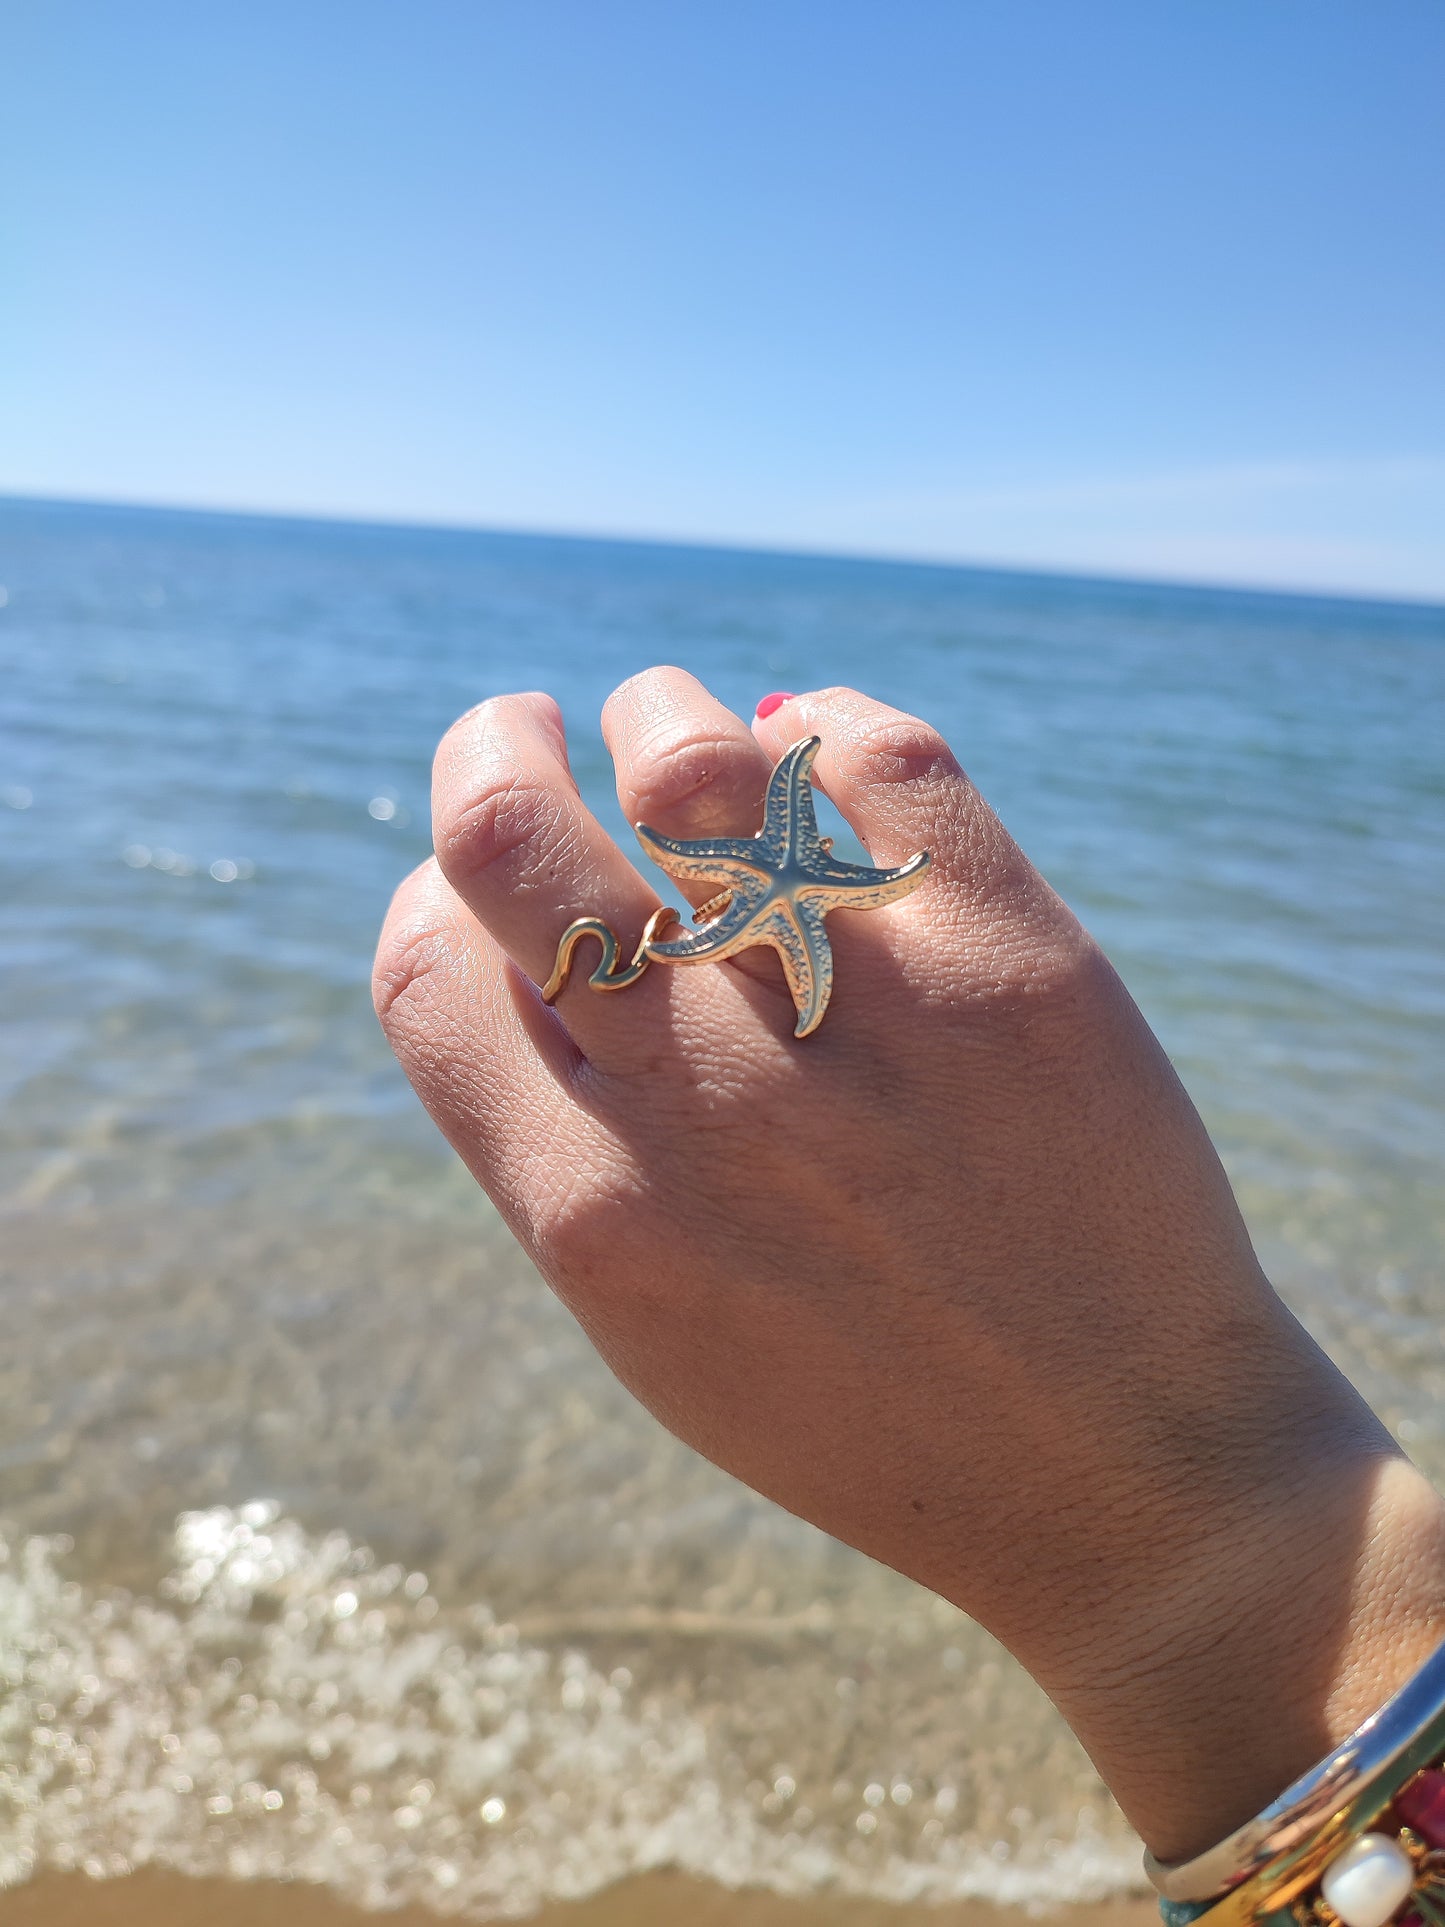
<box><xmin>1149</xmin><ymin>1639</ymin><xmax>1445</xmax><ymax>1927</ymax></box>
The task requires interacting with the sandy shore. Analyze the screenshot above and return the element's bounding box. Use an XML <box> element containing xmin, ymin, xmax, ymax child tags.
<box><xmin>0</xmin><ymin>1872</ymin><xmax>1159</xmax><ymax>1927</ymax></box>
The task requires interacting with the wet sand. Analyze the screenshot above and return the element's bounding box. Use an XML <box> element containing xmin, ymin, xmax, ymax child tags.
<box><xmin>0</xmin><ymin>1871</ymin><xmax>1159</xmax><ymax>1926</ymax></box>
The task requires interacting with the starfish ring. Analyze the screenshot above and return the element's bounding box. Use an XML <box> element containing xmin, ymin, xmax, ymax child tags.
<box><xmin>540</xmin><ymin>736</ymin><xmax>930</xmax><ymax>1037</ymax></box>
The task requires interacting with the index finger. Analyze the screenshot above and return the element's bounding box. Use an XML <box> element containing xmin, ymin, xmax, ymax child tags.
<box><xmin>431</xmin><ymin>692</ymin><xmax>680</xmax><ymax>1062</ymax></box>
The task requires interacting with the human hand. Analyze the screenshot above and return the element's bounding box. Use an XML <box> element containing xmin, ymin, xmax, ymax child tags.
<box><xmin>374</xmin><ymin>668</ymin><xmax>1445</xmax><ymax>1860</ymax></box>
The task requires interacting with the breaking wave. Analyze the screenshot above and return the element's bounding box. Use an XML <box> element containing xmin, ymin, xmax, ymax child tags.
<box><xmin>0</xmin><ymin>1504</ymin><xmax>1141</xmax><ymax>1915</ymax></box>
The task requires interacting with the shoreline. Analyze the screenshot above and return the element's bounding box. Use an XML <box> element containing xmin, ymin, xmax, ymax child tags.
<box><xmin>0</xmin><ymin>1871</ymin><xmax>1160</xmax><ymax>1926</ymax></box>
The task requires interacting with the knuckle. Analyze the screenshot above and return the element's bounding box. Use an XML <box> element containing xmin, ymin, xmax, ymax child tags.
<box><xmin>527</xmin><ymin>1157</ymin><xmax>639</xmax><ymax>1286</ymax></box>
<box><xmin>847</xmin><ymin>714</ymin><xmax>957</xmax><ymax>787</ymax></box>
<box><xmin>372</xmin><ymin>914</ymin><xmax>455</xmax><ymax>1028</ymax></box>
<box><xmin>439</xmin><ymin>692</ymin><xmax>529</xmax><ymax>755</ymax></box>
<box><xmin>436</xmin><ymin>769</ymin><xmax>563</xmax><ymax>890</ymax></box>
<box><xmin>628</xmin><ymin>727</ymin><xmax>761</xmax><ymax>827</ymax></box>
<box><xmin>1026</xmin><ymin>931</ymin><xmax>1123</xmax><ymax>1026</ymax></box>
<box><xmin>974</xmin><ymin>921</ymin><xmax>1114</xmax><ymax>1040</ymax></box>
<box><xmin>604</xmin><ymin>665</ymin><xmax>678</xmax><ymax>712</ymax></box>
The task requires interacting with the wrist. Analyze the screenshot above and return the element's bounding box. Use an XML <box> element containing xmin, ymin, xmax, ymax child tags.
<box><xmin>1046</xmin><ymin>1448</ymin><xmax>1445</xmax><ymax>1866</ymax></box>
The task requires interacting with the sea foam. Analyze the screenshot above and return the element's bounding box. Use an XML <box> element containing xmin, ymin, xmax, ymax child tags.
<box><xmin>0</xmin><ymin>1504</ymin><xmax>1142</xmax><ymax>1914</ymax></box>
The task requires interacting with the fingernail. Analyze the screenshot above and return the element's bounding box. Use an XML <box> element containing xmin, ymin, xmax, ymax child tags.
<box><xmin>755</xmin><ymin>691</ymin><xmax>795</xmax><ymax>720</ymax></box>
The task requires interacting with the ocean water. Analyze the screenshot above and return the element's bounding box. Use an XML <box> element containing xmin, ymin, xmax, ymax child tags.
<box><xmin>2</xmin><ymin>496</ymin><xmax>1443</xmax><ymax>1915</ymax></box>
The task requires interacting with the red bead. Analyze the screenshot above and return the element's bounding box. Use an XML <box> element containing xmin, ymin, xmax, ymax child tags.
<box><xmin>1398</xmin><ymin>1768</ymin><xmax>1445</xmax><ymax>1848</ymax></box>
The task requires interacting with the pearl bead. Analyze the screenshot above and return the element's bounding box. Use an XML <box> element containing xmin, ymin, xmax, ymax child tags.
<box><xmin>1320</xmin><ymin>1833</ymin><xmax>1417</xmax><ymax>1927</ymax></box>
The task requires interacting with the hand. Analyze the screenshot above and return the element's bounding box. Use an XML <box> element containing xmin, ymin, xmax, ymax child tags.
<box><xmin>374</xmin><ymin>667</ymin><xmax>1445</xmax><ymax>1860</ymax></box>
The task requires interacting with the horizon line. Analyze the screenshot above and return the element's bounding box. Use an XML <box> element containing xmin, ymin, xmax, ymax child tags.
<box><xmin>3</xmin><ymin>485</ymin><xmax>1443</xmax><ymax>617</ymax></box>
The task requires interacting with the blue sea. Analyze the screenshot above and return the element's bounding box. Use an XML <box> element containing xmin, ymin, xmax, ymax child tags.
<box><xmin>2</xmin><ymin>496</ymin><xmax>1443</xmax><ymax>1917</ymax></box>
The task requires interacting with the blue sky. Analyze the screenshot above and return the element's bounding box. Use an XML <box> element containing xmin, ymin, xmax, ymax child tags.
<box><xmin>4</xmin><ymin>2</ymin><xmax>1443</xmax><ymax>597</ymax></box>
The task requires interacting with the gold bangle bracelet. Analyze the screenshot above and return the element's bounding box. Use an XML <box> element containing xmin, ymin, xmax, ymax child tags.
<box><xmin>1190</xmin><ymin>1692</ymin><xmax>1445</xmax><ymax>1927</ymax></box>
<box><xmin>1148</xmin><ymin>1640</ymin><xmax>1445</xmax><ymax>1906</ymax></box>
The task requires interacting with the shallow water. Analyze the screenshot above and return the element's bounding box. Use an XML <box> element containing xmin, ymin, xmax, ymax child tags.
<box><xmin>2</xmin><ymin>497</ymin><xmax>1443</xmax><ymax>1912</ymax></box>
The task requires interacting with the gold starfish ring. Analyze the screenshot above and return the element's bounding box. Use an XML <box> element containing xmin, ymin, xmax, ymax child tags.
<box><xmin>541</xmin><ymin>736</ymin><xmax>930</xmax><ymax>1037</ymax></box>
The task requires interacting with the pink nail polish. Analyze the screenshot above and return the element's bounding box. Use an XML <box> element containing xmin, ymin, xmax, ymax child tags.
<box><xmin>755</xmin><ymin>691</ymin><xmax>795</xmax><ymax>720</ymax></box>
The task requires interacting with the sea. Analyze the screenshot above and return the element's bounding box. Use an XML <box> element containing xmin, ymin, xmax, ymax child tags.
<box><xmin>2</xmin><ymin>495</ymin><xmax>1443</xmax><ymax>1917</ymax></box>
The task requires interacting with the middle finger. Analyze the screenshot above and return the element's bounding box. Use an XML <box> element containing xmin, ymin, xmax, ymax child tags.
<box><xmin>602</xmin><ymin>666</ymin><xmax>775</xmax><ymax>871</ymax></box>
<box><xmin>602</xmin><ymin>666</ymin><xmax>793</xmax><ymax>999</ymax></box>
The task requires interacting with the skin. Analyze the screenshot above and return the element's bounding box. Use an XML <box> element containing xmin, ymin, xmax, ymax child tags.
<box><xmin>373</xmin><ymin>667</ymin><xmax>1445</xmax><ymax>1863</ymax></box>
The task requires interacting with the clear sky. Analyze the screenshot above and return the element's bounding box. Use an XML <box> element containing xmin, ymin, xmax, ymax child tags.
<box><xmin>4</xmin><ymin>2</ymin><xmax>1443</xmax><ymax>598</ymax></box>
